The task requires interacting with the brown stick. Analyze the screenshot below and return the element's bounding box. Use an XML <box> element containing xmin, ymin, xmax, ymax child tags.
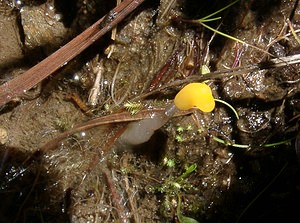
<box><xmin>0</xmin><ymin>0</ymin><xmax>145</xmax><ymax>107</ymax></box>
<box><xmin>38</xmin><ymin>108</ymin><xmax>194</xmax><ymax>153</ymax></box>
<box><xmin>100</xmin><ymin>166</ymin><xmax>130</xmax><ymax>223</ymax></box>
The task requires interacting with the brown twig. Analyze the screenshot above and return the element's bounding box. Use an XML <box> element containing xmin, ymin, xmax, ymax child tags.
<box><xmin>38</xmin><ymin>108</ymin><xmax>194</xmax><ymax>154</ymax></box>
<box><xmin>0</xmin><ymin>0</ymin><xmax>145</xmax><ymax>107</ymax></box>
<box><xmin>100</xmin><ymin>166</ymin><xmax>130</xmax><ymax>223</ymax></box>
<box><xmin>149</xmin><ymin>44</ymin><xmax>185</xmax><ymax>91</ymax></box>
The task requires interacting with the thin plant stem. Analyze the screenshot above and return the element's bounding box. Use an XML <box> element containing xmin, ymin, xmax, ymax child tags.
<box><xmin>214</xmin><ymin>98</ymin><xmax>239</xmax><ymax>119</ymax></box>
<box><xmin>200</xmin><ymin>0</ymin><xmax>240</xmax><ymax>21</ymax></box>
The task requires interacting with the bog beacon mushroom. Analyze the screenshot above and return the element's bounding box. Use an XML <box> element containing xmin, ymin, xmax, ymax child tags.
<box><xmin>174</xmin><ymin>83</ymin><xmax>215</xmax><ymax>112</ymax></box>
<box><xmin>116</xmin><ymin>82</ymin><xmax>215</xmax><ymax>149</ymax></box>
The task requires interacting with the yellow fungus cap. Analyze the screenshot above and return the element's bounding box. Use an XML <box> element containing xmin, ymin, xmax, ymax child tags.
<box><xmin>174</xmin><ymin>83</ymin><xmax>215</xmax><ymax>112</ymax></box>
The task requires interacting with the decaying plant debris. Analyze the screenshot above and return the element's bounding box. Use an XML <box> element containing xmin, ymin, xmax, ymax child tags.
<box><xmin>0</xmin><ymin>0</ymin><xmax>300</xmax><ymax>222</ymax></box>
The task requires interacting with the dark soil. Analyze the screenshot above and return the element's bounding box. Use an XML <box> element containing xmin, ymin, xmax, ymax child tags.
<box><xmin>0</xmin><ymin>0</ymin><xmax>300</xmax><ymax>222</ymax></box>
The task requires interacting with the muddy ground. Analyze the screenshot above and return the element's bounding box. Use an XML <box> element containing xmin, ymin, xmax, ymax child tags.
<box><xmin>0</xmin><ymin>0</ymin><xmax>300</xmax><ymax>222</ymax></box>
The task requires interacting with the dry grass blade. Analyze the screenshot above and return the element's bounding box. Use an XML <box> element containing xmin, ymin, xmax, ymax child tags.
<box><xmin>0</xmin><ymin>0</ymin><xmax>145</xmax><ymax>107</ymax></box>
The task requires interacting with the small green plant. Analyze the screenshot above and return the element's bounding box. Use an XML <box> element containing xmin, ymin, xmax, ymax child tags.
<box><xmin>197</xmin><ymin>127</ymin><xmax>204</xmax><ymax>134</ymax></box>
<box><xmin>175</xmin><ymin>124</ymin><xmax>196</xmax><ymax>143</ymax></box>
<box><xmin>156</xmin><ymin>163</ymin><xmax>197</xmax><ymax>194</ymax></box>
<box><xmin>123</xmin><ymin>101</ymin><xmax>143</xmax><ymax>115</ymax></box>
<box><xmin>177</xmin><ymin>194</ymin><xmax>200</xmax><ymax>223</ymax></box>
<box><xmin>182</xmin><ymin>0</ymin><xmax>269</xmax><ymax>54</ymax></box>
<box><xmin>194</xmin><ymin>0</ymin><xmax>245</xmax><ymax>45</ymax></box>
<box><xmin>54</xmin><ymin>116</ymin><xmax>73</xmax><ymax>131</ymax></box>
<box><xmin>176</xmin><ymin>125</ymin><xmax>185</xmax><ymax>142</ymax></box>
<box><xmin>186</xmin><ymin>124</ymin><xmax>193</xmax><ymax>131</ymax></box>
<box><xmin>192</xmin><ymin>0</ymin><xmax>248</xmax><ymax>45</ymax></box>
<box><xmin>163</xmin><ymin>157</ymin><xmax>176</xmax><ymax>168</ymax></box>
<box><xmin>154</xmin><ymin>162</ymin><xmax>200</xmax><ymax>222</ymax></box>
<box><xmin>176</xmin><ymin>134</ymin><xmax>185</xmax><ymax>143</ymax></box>
<box><xmin>177</xmin><ymin>126</ymin><xmax>185</xmax><ymax>133</ymax></box>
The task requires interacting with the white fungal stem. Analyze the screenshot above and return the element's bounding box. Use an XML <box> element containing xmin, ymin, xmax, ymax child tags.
<box><xmin>116</xmin><ymin>103</ymin><xmax>178</xmax><ymax>149</ymax></box>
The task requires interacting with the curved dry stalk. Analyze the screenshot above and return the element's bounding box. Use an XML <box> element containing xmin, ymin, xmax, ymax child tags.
<box><xmin>38</xmin><ymin>108</ymin><xmax>193</xmax><ymax>154</ymax></box>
